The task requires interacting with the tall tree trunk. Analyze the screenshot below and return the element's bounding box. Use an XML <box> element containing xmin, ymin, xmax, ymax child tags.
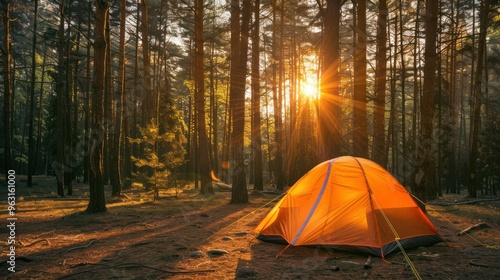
<box><xmin>277</xmin><ymin>1</ymin><xmax>285</xmax><ymax>188</ymax></box>
<box><xmin>103</xmin><ymin>11</ymin><xmax>112</xmax><ymax>186</ymax></box>
<box><xmin>469</xmin><ymin>0</ymin><xmax>490</xmax><ymax>198</ymax></box>
<box><xmin>230</xmin><ymin>0</ymin><xmax>249</xmax><ymax>203</ymax></box>
<box><xmin>132</xmin><ymin>4</ymin><xmax>140</xmax><ymax>175</ymax></box>
<box><xmin>111</xmin><ymin>0</ymin><xmax>127</xmax><ymax>196</ymax></box>
<box><xmin>412</xmin><ymin>0</ymin><xmax>421</xmax><ymax>172</ymax></box>
<box><xmin>372</xmin><ymin>0</ymin><xmax>387</xmax><ymax>167</ymax></box>
<box><xmin>388</xmin><ymin>15</ymin><xmax>397</xmax><ymax>174</ymax></box>
<box><xmin>139</xmin><ymin>0</ymin><xmax>153</xmax><ymax>189</ymax></box>
<box><xmin>221</xmin><ymin>85</ymin><xmax>231</xmax><ymax>183</ymax></box>
<box><xmin>448</xmin><ymin>0</ymin><xmax>459</xmax><ymax>194</ymax></box>
<box><xmin>353</xmin><ymin>0</ymin><xmax>368</xmax><ymax>157</ymax></box>
<box><xmin>195</xmin><ymin>0</ymin><xmax>213</xmax><ymax>195</ymax></box>
<box><xmin>414</xmin><ymin>0</ymin><xmax>439</xmax><ymax>204</ymax></box>
<box><xmin>398</xmin><ymin>0</ymin><xmax>407</xmax><ymax>184</ymax></box>
<box><xmin>121</xmin><ymin>3</ymin><xmax>131</xmax><ymax>183</ymax></box>
<box><xmin>140</xmin><ymin>0</ymin><xmax>153</xmax><ymax>125</ymax></box>
<box><xmin>54</xmin><ymin>0</ymin><xmax>66</xmax><ymax>197</ymax></box>
<box><xmin>68</xmin><ymin>15</ymin><xmax>82</xmax><ymax>196</ymax></box>
<box><xmin>319</xmin><ymin>0</ymin><xmax>342</xmax><ymax>160</ymax></box>
<box><xmin>271</xmin><ymin>0</ymin><xmax>284</xmax><ymax>190</ymax></box>
<box><xmin>103</xmin><ymin>10</ymin><xmax>115</xmax><ymax>185</ymax></box>
<box><xmin>2</xmin><ymin>0</ymin><xmax>13</xmax><ymax>181</ymax></box>
<box><xmin>251</xmin><ymin>0</ymin><xmax>263</xmax><ymax>191</ymax></box>
<box><xmin>87</xmin><ymin>0</ymin><xmax>109</xmax><ymax>213</ymax></box>
<box><xmin>18</xmin><ymin>74</ymin><xmax>29</xmax><ymax>173</ymax></box>
<box><xmin>65</xmin><ymin>3</ymin><xmax>73</xmax><ymax>193</ymax></box>
<box><xmin>27</xmin><ymin>0</ymin><xmax>39</xmax><ymax>187</ymax></box>
<box><xmin>84</xmin><ymin>1</ymin><xmax>92</xmax><ymax>183</ymax></box>
<box><xmin>35</xmin><ymin>47</ymin><xmax>47</xmax><ymax>175</ymax></box>
<box><xmin>209</xmin><ymin>13</ymin><xmax>218</xmax><ymax>177</ymax></box>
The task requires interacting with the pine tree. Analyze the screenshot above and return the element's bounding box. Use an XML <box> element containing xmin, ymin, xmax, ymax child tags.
<box><xmin>130</xmin><ymin>119</ymin><xmax>186</xmax><ymax>200</ymax></box>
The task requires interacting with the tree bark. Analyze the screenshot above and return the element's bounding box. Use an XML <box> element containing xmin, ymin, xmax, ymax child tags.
<box><xmin>140</xmin><ymin>0</ymin><xmax>153</xmax><ymax>125</ymax></box>
<box><xmin>398</xmin><ymin>0</ymin><xmax>407</xmax><ymax>184</ymax></box>
<box><xmin>2</xmin><ymin>0</ymin><xmax>13</xmax><ymax>181</ymax></box>
<box><xmin>271</xmin><ymin>0</ymin><xmax>285</xmax><ymax>190</ymax></box>
<box><xmin>86</xmin><ymin>0</ymin><xmax>109</xmax><ymax>213</ymax></box>
<box><xmin>412</xmin><ymin>0</ymin><xmax>421</xmax><ymax>176</ymax></box>
<box><xmin>469</xmin><ymin>0</ymin><xmax>490</xmax><ymax>198</ymax></box>
<box><xmin>230</xmin><ymin>0</ymin><xmax>249</xmax><ymax>203</ymax></box>
<box><xmin>27</xmin><ymin>0</ymin><xmax>39</xmax><ymax>187</ymax></box>
<box><xmin>251</xmin><ymin>0</ymin><xmax>263</xmax><ymax>191</ymax></box>
<box><xmin>414</xmin><ymin>0</ymin><xmax>439</xmax><ymax>203</ymax></box>
<box><xmin>111</xmin><ymin>0</ymin><xmax>127</xmax><ymax>196</ymax></box>
<box><xmin>319</xmin><ymin>0</ymin><xmax>342</xmax><ymax>160</ymax></box>
<box><xmin>371</xmin><ymin>0</ymin><xmax>387</xmax><ymax>167</ymax></box>
<box><xmin>35</xmin><ymin>47</ymin><xmax>47</xmax><ymax>176</ymax></box>
<box><xmin>353</xmin><ymin>0</ymin><xmax>368</xmax><ymax>158</ymax></box>
<box><xmin>54</xmin><ymin>0</ymin><xmax>66</xmax><ymax>197</ymax></box>
<box><xmin>195</xmin><ymin>0</ymin><xmax>214</xmax><ymax>195</ymax></box>
<box><xmin>447</xmin><ymin>0</ymin><xmax>460</xmax><ymax>194</ymax></box>
<box><xmin>83</xmin><ymin>1</ymin><xmax>92</xmax><ymax>183</ymax></box>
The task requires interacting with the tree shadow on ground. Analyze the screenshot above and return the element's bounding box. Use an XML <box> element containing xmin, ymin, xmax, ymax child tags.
<box><xmin>0</xmin><ymin>187</ymin><xmax>268</xmax><ymax>279</ymax></box>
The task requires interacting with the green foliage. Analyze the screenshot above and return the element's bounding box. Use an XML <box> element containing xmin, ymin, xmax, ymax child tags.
<box><xmin>130</xmin><ymin>119</ymin><xmax>186</xmax><ymax>199</ymax></box>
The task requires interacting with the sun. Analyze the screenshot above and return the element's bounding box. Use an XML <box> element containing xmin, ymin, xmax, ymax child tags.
<box><xmin>301</xmin><ymin>78</ymin><xmax>319</xmax><ymax>100</ymax></box>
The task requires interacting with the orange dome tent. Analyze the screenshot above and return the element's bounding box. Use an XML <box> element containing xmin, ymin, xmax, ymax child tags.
<box><xmin>254</xmin><ymin>156</ymin><xmax>442</xmax><ymax>257</ymax></box>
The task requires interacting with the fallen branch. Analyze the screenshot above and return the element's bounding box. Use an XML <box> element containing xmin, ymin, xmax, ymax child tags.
<box><xmin>469</xmin><ymin>260</ymin><xmax>489</xmax><ymax>267</ymax></box>
<box><xmin>34</xmin><ymin>230</ymin><xmax>56</xmax><ymax>239</ymax></box>
<box><xmin>19</xmin><ymin>239</ymin><xmax>51</xmax><ymax>248</ymax></box>
<box><xmin>458</xmin><ymin>222</ymin><xmax>489</xmax><ymax>236</ymax></box>
<box><xmin>363</xmin><ymin>256</ymin><xmax>372</xmax><ymax>269</ymax></box>
<box><xmin>419</xmin><ymin>253</ymin><xmax>439</xmax><ymax>258</ymax></box>
<box><xmin>121</xmin><ymin>193</ymin><xmax>139</xmax><ymax>203</ymax></box>
<box><xmin>390</xmin><ymin>261</ymin><xmax>409</xmax><ymax>268</ymax></box>
<box><xmin>66</xmin><ymin>239</ymin><xmax>98</xmax><ymax>253</ymax></box>
<box><xmin>340</xmin><ymin>261</ymin><xmax>360</xmax><ymax>265</ymax></box>
<box><xmin>429</xmin><ymin>198</ymin><xmax>500</xmax><ymax>206</ymax></box>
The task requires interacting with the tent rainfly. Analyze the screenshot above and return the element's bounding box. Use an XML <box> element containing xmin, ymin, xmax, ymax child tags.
<box><xmin>253</xmin><ymin>156</ymin><xmax>443</xmax><ymax>257</ymax></box>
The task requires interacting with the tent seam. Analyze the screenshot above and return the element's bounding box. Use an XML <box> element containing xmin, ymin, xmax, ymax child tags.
<box><xmin>290</xmin><ymin>160</ymin><xmax>333</xmax><ymax>245</ymax></box>
<box><xmin>352</xmin><ymin>157</ymin><xmax>385</xmax><ymax>257</ymax></box>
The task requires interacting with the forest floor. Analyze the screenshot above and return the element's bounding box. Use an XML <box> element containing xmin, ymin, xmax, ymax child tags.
<box><xmin>1</xmin><ymin>175</ymin><xmax>500</xmax><ymax>279</ymax></box>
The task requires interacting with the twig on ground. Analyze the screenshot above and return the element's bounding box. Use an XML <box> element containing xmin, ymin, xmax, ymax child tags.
<box><xmin>122</xmin><ymin>193</ymin><xmax>136</xmax><ymax>203</ymax></box>
<box><xmin>66</xmin><ymin>239</ymin><xmax>98</xmax><ymax>253</ymax></box>
<box><xmin>340</xmin><ymin>261</ymin><xmax>360</xmax><ymax>265</ymax></box>
<box><xmin>34</xmin><ymin>230</ymin><xmax>56</xmax><ymax>239</ymax></box>
<box><xmin>469</xmin><ymin>260</ymin><xmax>489</xmax><ymax>267</ymax></box>
<box><xmin>363</xmin><ymin>256</ymin><xmax>372</xmax><ymax>269</ymax></box>
<box><xmin>429</xmin><ymin>198</ymin><xmax>500</xmax><ymax>206</ymax></box>
<box><xmin>457</xmin><ymin>222</ymin><xmax>489</xmax><ymax>236</ymax></box>
<box><xmin>18</xmin><ymin>239</ymin><xmax>51</xmax><ymax>247</ymax></box>
<box><xmin>390</xmin><ymin>261</ymin><xmax>409</xmax><ymax>268</ymax></box>
<box><xmin>138</xmin><ymin>223</ymin><xmax>153</xmax><ymax>228</ymax></box>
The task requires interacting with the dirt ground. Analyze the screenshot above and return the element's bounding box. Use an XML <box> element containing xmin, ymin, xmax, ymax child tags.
<box><xmin>1</xmin><ymin>175</ymin><xmax>499</xmax><ymax>279</ymax></box>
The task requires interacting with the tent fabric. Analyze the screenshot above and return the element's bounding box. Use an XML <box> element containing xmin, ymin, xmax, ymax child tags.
<box><xmin>253</xmin><ymin>156</ymin><xmax>443</xmax><ymax>257</ymax></box>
